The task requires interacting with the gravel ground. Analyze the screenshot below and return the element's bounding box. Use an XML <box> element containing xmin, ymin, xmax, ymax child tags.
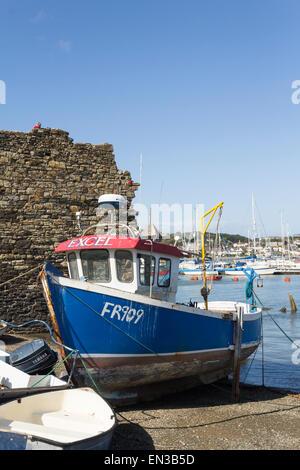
<box><xmin>111</xmin><ymin>383</ymin><xmax>300</xmax><ymax>450</ymax></box>
<box><xmin>2</xmin><ymin>331</ymin><xmax>300</xmax><ymax>451</ymax></box>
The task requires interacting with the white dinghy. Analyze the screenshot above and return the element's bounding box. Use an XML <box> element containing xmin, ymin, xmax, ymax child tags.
<box><xmin>0</xmin><ymin>357</ymin><xmax>69</xmax><ymax>403</ymax></box>
<box><xmin>0</xmin><ymin>388</ymin><xmax>117</xmax><ymax>450</ymax></box>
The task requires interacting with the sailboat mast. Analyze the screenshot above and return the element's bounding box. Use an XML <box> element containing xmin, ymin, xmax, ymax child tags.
<box><xmin>286</xmin><ymin>223</ymin><xmax>291</xmax><ymax>261</ymax></box>
<box><xmin>281</xmin><ymin>211</ymin><xmax>285</xmax><ymax>259</ymax></box>
<box><xmin>139</xmin><ymin>153</ymin><xmax>143</xmax><ymax>202</ymax></box>
<box><xmin>252</xmin><ymin>194</ymin><xmax>256</xmax><ymax>255</ymax></box>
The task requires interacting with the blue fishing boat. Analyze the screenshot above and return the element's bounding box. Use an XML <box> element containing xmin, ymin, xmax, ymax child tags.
<box><xmin>40</xmin><ymin>198</ymin><xmax>262</xmax><ymax>405</ymax></box>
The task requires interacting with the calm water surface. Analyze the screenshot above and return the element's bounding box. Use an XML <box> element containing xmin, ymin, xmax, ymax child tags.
<box><xmin>177</xmin><ymin>274</ymin><xmax>300</xmax><ymax>393</ymax></box>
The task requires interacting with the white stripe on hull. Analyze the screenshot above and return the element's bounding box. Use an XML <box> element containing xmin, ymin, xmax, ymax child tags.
<box><xmin>79</xmin><ymin>342</ymin><xmax>260</xmax><ymax>359</ymax></box>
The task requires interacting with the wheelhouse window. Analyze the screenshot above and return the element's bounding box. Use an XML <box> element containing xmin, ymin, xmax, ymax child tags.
<box><xmin>67</xmin><ymin>252</ymin><xmax>79</xmax><ymax>280</ymax></box>
<box><xmin>138</xmin><ymin>254</ymin><xmax>155</xmax><ymax>286</ymax></box>
<box><xmin>80</xmin><ymin>249</ymin><xmax>110</xmax><ymax>282</ymax></box>
<box><xmin>115</xmin><ymin>250</ymin><xmax>134</xmax><ymax>283</ymax></box>
<box><xmin>158</xmin><ymin>258</ymin><xmax>171</xmax><ymax>287</ymax></box>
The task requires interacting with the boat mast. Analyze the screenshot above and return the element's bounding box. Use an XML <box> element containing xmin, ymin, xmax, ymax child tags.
<box><xmin>248</xmin><ymin>228</ymin><xmax>251</xmax><ymax>255</ymax></box>
<box><xmin>139</xmin><ymin>153</ymin><xmax>143</xmax><ymax>202</ymax></box>
<box><xmin>286</xmin><ymin>223</ymin><xmax>291</xmax><ymax>261</ymax></box>
<box><xmin>252</xmin><ymin>194</ymin><xmax>256</xmax><ymax>256</ymax></box>
<box><xmin>281</xmin><ymin>211</ymin><xmax>285</xmax><ymax>260</ymax></box>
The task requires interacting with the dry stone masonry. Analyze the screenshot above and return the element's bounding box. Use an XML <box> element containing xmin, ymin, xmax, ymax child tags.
<box><xmin>0</xmin><ymin>127</ymin><xmax>139</xmax><ymax>330</ymax></box>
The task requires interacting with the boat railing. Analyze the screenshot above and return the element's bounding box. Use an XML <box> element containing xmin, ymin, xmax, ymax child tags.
<box><xmin>82</xmin><ymin>223</ymin><xmax>140</xmax><ymax>238</ymax></box>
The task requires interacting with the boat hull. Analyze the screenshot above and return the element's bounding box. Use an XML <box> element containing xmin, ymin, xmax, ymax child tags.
<box><xmin>0</xmin><ymin>388</ymin><xmax>116</xmax><ymax>450</ymax></box>
<box><xmin>224</xmin><ymin>268</ymin><xmax>275</xmax><ymax>276</ymax></box>
<box><xmin>0</xmin><ymin>429</ymin><xmax>114</xmax><ymax>450</ymax></box>
<box><xmin>0</xmin><ymin>357</ymin><xmax>69</xmax><ymax>405</ymax></box>
<box><xmin>42</xmin><ymin>263</ymin><xmax>261</xmax><ymax>405</ymax></box>
<box><xmin>73</xmin><ymin>343</ymin><xmax>258</xmax><ymax>405</ymax></box>
<box><xmin>178</xmin><ymin>269</ymin><xmax>202</xmax><ymax>276</ymax></box>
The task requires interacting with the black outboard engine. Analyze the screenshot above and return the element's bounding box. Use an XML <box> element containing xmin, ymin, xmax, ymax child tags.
<box><xmin>9</xmin><ymin>339</ymin><xmax>58</xmax><ymax>375</ymax></box>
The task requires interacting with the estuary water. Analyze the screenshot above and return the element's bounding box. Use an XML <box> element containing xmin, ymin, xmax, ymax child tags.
<box><xmin>177</xmin><ymin>274</ymin><xmax>300</xmax><ymax>393</ymax></box>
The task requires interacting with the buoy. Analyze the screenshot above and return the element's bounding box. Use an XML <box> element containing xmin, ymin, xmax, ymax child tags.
<box><xmin>288</xmin><ymin>293</ymin><xmax>297</xmax><ymax>313</ymax></box>
<box><xmin>280</xmin><ymin>307</ymin><xmax>287</xmax><ymax>313</ymax></box>
<box><xmin>190</xmin><ymin>276</ymin><xmax>198</xmax><ymax>280</ymax></box>
<box><xmin>284</xmin><ymin>277</ymin><xmax>291</xmax><ymax>282</ymax></box>
<box><xmin>232</xmin><ymin>277</ymin><xmax>239</xmax><ymax>281</ymax></box>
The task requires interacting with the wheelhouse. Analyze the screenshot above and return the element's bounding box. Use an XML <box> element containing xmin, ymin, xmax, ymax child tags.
<box><xmin>55</xmin><ymin>235</ymin><xmax>183</xmax><ymax>302</ymax></box>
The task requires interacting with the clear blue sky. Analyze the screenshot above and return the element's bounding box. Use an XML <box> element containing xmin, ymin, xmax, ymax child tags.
<box><xmin>1</xmin><ymin>0</ymin><xmax>300</xmax><ymax>237</ymax></box>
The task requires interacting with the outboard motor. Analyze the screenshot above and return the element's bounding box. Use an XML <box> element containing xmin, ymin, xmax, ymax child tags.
<box><xmin>9</xmin><ymin>339</ymin><xmax>58</xmax><ymax>375</ymax></box>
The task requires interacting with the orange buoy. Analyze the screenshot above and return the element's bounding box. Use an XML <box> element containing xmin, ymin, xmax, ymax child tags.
<box><xmin>232</xmin><ymin>277</ymin><xmax>239</xmax><ymax>281</ymax></box>
<box><xmin>284</xmin><ymin>277</ymin><xmax>291</xmax><ymax>282</ymax></box>
<box><xmin>190</xmin><ymin>276</ymin><xmax>198</xmax><ymax>280</ymax></box>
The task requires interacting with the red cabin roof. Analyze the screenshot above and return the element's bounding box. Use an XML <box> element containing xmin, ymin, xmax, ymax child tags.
<box><xmin>55</xmin><ymin>235</ymin><xmax>184</xmax><ymax>258</ymax></box>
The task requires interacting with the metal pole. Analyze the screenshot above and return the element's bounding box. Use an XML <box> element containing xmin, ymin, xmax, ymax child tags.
<box><xmin>232</xmin><ymin>304</ymin><xmax>243</xmax><ymax>402</ymax></box>
<box><xmin>200</xmin><ymin>202</ymin><xmax>224</xmax><ymax>310</ymax></box>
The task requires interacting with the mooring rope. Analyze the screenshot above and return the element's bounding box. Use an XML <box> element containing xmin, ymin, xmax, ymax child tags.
<box><xmin>53</xmin><ymin>280</ymin><xmax>191</xmax><ymax>377</ymax></box>
<box><xmin>47</xmin><ymin>271</ymin><xmax>267</xmax><ymax>390</ymax></box>
<box><xmin>0</xmin><ymin>318</ymin><xmax>105</xmax><ymax>398</ymax></box>
<box><xmin>253</xmin><ymin>291</ymin><xmax>300</xmax><ymax>349</ymax></box>
<box><xmin>0</xmin><ymin>264</ymin><xmax>44</xmax><ymax>289</ymax></box>
<box><xmin>0</xmin><ymin>319</ymin><xmax>72</xmax><ymax>351</ymax></box>
<box><xmin>29</xmin><ymin>349</ymin><xmax>75</xmax><ymax>388</ymax></box>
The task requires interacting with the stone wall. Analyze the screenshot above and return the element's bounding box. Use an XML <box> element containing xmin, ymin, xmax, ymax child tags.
<box><xmin>0</xmin><ymin>127</ymin><xmax>139</xmax><ymax>331</ymax></box>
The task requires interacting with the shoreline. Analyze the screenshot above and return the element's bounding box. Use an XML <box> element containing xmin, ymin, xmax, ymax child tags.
<box><xmin>1</xmin><ymin>330</ymin><xmax>299</xmax><ymax>450</ymax></box>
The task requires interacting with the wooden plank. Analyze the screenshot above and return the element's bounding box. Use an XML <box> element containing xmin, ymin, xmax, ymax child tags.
<box><xmin>232</xmin><ymin>305</ymin><xmax>243</xmax><ymax>402</ymax></box>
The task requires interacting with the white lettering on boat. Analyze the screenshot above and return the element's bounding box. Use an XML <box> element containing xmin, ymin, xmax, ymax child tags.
<box><xmin>100</xmin><ymin>302</ymin><xmax>144</xmax><ymax>324</ymax></box>
<box><xmin>67</xmin><ymin>236</ymin><xmax>112</xmax><ymax>249</ymax></box>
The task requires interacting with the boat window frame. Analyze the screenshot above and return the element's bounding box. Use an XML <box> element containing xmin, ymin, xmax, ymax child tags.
<box><xmin>157</xmin><ymin>257</ymin><xmax>171</xmax><ymax>288</ymax></box>
<box><xmin>115</xmin><ymin>250</ymin><xmax>134</xmax><ymax>284</ymax></box>
<box><xmin>80</xmin><ymin>249</ymin><xmax>111</xmax><ymax>283</ymax></box>
<box><xmin>67</xmin><ymin>252</ymin><xmax>80</xmax><ymax>280</ymax></box>
<box><xmin>137</xmin><ymin>253</ymin><xmax>156</xmax><ymax>286</ymax></box>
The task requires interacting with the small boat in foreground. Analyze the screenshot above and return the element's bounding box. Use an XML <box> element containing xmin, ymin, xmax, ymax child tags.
<box><xmin>40</xmin><ymin>197</ymin><xmax>262</xmax><ymax>406</ymax></box>
<box><xmin>0</xmin><ymin>388</ymin><xmax>116</xmax><ymax>450</ymax></box>
<box><xmin>0</xmin><ymin>351</ymin><xmax>69</xmax><ymax>404</ymax></box>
